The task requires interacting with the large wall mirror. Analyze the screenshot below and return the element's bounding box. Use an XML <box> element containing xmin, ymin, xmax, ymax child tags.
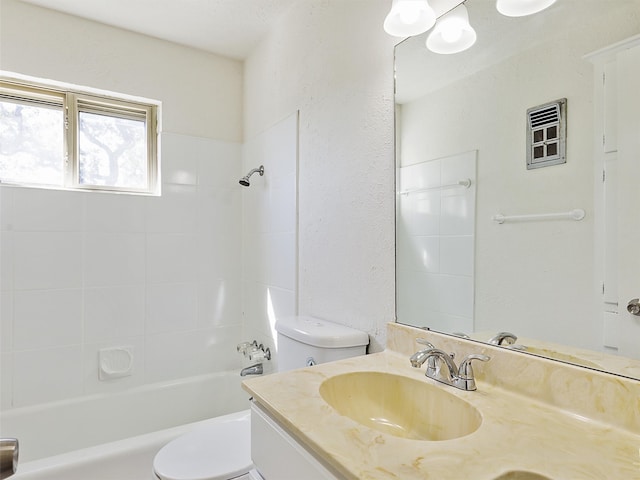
<box><xmin>395</xmin><ymin>0</ymin><xmax>640</xmax><ymax>379</ymax></box>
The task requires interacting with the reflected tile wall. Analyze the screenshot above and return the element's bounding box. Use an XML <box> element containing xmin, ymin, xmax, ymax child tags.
<box><xmin>0</xmin><ymin>132</ymin><xmax>243</xmax><ymax>408</ymax></box>
<box><xmin>397</xmin><ymin>150</ymin><xmax>477</xmax><ymax>333</ymax></box>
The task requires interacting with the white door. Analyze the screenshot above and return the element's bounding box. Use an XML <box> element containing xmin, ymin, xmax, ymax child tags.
<box><xmin>615</xmin><ymin>44</ymin><xmax>640</xmax><ymax>358</ymax></box>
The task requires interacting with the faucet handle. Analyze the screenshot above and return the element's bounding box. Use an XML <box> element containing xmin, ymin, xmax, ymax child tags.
<box><xmin>456</xmin><ymin>354</ymin><xmax>490</xmax><ymax>391</ymax></box>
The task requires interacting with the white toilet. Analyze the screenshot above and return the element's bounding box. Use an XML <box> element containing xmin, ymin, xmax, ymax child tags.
<box><xmin>153</xmin><ymin>316</ymin><xmax>369</xmax><ymax>480</ymax></box>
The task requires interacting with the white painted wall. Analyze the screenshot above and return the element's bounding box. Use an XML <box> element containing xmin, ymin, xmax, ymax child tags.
<box><xmin>0</xmin><ymin>0</ymin><xmax>244</xmax><ymax>414</ymax></box>
<box><xmin>398</xmin><ymin>5</ymin><xmax>640</xmax><ymax>351</ymax></box>
<box><xmin>244</xmin><ymin>0</ymin><xmax>397</xmax><ymax>351</ymax></box>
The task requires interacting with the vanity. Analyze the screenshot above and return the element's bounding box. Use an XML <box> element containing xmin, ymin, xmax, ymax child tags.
<box><xmin>243</xmin><ymin>323</ymin><xmax>640</xmax><ymax>480</ymax></box>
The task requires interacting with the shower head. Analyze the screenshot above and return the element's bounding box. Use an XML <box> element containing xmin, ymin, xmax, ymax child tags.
<box><xmin>239</xmin><ymin>165</ymin><xmax>264</xmax><ymax>187</ymax></box>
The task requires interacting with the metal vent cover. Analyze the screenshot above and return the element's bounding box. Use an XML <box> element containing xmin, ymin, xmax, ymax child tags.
<box><xmin>526</xmin><ymin>98</ymin><xmax>566</xmax><ymax>170</ymax></box>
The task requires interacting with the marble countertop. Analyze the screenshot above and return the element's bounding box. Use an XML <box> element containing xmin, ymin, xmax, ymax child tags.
<box><xmin>243</xmin><ymin>324</ymin><xmax>640</xmax><ymax>480</ymax></box>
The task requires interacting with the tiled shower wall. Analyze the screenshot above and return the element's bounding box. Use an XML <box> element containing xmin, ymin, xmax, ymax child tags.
<box><xmin>0</xmin><ymin>133</ymin><xmax>244</xmax><ymax>409</ymax></box>
<box><xmin>241</xmin><ymin>113</ymin><xmax>298</xmax><ymax>373</ymax></box>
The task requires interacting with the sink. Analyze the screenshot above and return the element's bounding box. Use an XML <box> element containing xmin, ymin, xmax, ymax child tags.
<box><xmin>319</xmin><ymin>371</ymin><xmax>481</xmax><ymax>441</ymax></box>
<box><xmin>493</xmin><ymin>472</ymin><xmax>552</xmax><ymax>480</ymax></box>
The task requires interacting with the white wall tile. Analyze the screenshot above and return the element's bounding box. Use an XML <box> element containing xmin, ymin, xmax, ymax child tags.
<box><xmin>396</xmin><ymin>269</ymin><xmax>440</xmax><ymax>320</ymax></box>
<box><xmin>196</xmin><ymin>186</ymin><xmax>241</xmax><ymax>237</ymax></box>
<box><xmin>241</xmin><ymin>182</ymin><xmax>267</xmax><ymax>235</ymax></box>
<box><xmin>146</xmin><ymin>184</ymin><xmax>198</xmax><ymax>233</ymax></box>
<box><xmin>198</xmin><ymin>139</ymin><xmax>242</xmax><ymax>188</ymax></box>
<box><xmin>198</xmin><ymin>228</ymin><xmax>242</xmax><ymax>283</ymax></box>
<box><xmin>85</xmin><ymin>192</ymin><xmax>146</xmax><ymax>233</ymax></box>
<box><xmin>399</xmin><ymin>191</ymin><xmax>441</xmax><ymax>236</ymax></box>
<box><xmin>265</xmin><ymin>232</ymin><xmax>296</xmax><ymax>291</ymax></box>
<box><xmin>397</xmin><ymin>232</ymin><xmax>440</xmax><ymax>273</ymax></box>
<box><xmin>13</xmin><ymin>346</ymin><xmax>83</xmax><ymax>407</ymax></box>
<box><xmin>0</xmin><ymin>353</ymin><xmax>12</xmax><ymax>409</ymax></box>
<box><xmin>13</xmin><ymin>289</ymin><xmax>82</xmax><ymax>350</ymax></box>
<box><xmin>438</xmin><ymin>275</ymin><xmax>474</xmax><ymax>318</ymax></box>
<box><xmin>440</xmin><ymin>193</ymin><xmax>475</xmax><ymax>236</ymax></box>
<box><xmin>145</xmin><ymin>325</ymin><xmax>242</xmax><ymax>383</ymax></box>
<box><xmin>1</xmin><ymin>232</ymin><xmax>12</xmax><ymax>292</ymax></box>
<box><xmin>242</xmin><ymin>281</ymin><xmax>296</xmax><ymax>343</ymax></box>
<box><xmin>84</xmin><ymin>233</ymin><xmax>146</xmax><ymax>287</ymax></box>
<box><xmin>13</xmin><ymin>232</ymin><xmax>83</xmax><ymax>290</ymax></box>
<box><xmin>0</xmin><ymin>187</ymin><xmax>13</xmax><ymax>231</ymax></box>
<box><xmin>146</xmin><ymin>233</ymin><xmax>197</xmax><ymax>284</ymax></box>
<box><xmin>242</xmin><ymin>231</ymin><xmax>267</xmax><ymax>285</ymax></box>
<box><xmin>1</xmin><ymin>291</ymin><xmax>12</xmax><ymax>352</ymax></box>
<box><xmin>440</xmin><ymin>235</ymin><xmax>474</xmax><ymax>276</ymax></box>
<box><xmin>161</xmin><ymin>133</ymin><xmax>198</xmax><ymax>186</ymax></box>
<box><xmin>82</xmin><ymin>337</ymin><xmax>145</xmax><ymax>395</ymax></box>
<box><xmin>437</xmin><ymin>313</ymin><xmax>474</xmax><ymax>337</ymax></box>
<box><xmin>84</xmin><ymin>285</ymin><xmax>145</xmax><ymax>342</ymax></box>
<box><xmin>146</xmin><ymin>282</ymin><xmax>197</xmax><ymax>334</ymax></box>
<box><xmin>258</xmin><ymin>113</ymin><xmax>298</xmax><ymax>178</ymax></box>
<box><xmin>399</xmin><ymin>159</ymin><xmax>440</xmax><ymax>192</ymax></box>
<box><xmin>11</xmin><ymin>188</ymin><xmax>84</xmax><ymax>232</ymax></box>
<box><xmin>267</xmin><ymin>173</ymin><xmax>297</xmax><ymax>234</ymax></box>
<box><xmin>197</xmin><ymin>278</ymin><xmax>242</xmax><ymax>329</ymax></box>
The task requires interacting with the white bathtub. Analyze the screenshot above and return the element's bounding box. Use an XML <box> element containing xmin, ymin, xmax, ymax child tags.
<box><xmin>1</xmin><ymin>370</ymin><xmax>249</xmax><ymax>468</ymax></box>
<box><xmin>11</xmin><ymin>410</ymin><xmax>252</xmax><ymax>480</ymax></box>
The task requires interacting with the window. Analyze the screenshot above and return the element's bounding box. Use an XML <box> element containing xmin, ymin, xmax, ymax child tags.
<box><xmin>0</xmin><ymin>76</ymin><xmax>159</xmax><ymax>194</ymax></box>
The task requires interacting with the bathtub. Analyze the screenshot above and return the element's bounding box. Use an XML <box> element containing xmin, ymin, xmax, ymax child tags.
<box><xmin>1</xmin><ymin>370</ymin><xmax>249</xmax><ymax>470</ymax></box>
<box><xmin>11</xmin><ymin>410</ymin><xmax>252</xmax><ymax>480</ymax></box>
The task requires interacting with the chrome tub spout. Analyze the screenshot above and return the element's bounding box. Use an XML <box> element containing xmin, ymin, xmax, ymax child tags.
<box><xmin>240</xmin><ymin>363</ymin><xmax>263</xmax><ymax>376</ymax></box>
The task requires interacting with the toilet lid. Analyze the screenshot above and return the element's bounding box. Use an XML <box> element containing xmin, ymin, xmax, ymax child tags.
<box><xmin>154</xmin><ymin>412</ymin><xmax>253</xmax><ymax>480</ymax></box>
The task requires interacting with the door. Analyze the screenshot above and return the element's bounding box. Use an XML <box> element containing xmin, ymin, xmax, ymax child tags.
<box><xmin>615</xmin><ymin>43</ymin><xmax>640</xmax><ymax>358</ymax></box>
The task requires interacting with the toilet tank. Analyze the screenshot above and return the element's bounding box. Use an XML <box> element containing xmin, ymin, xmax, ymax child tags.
<box><xmin>275</xmin><ymin>316</ymin><xmax>369</xmax><ymax>372</ymax></box>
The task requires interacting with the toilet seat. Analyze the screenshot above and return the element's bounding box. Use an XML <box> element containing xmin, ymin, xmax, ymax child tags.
<box><xmin>153</xmin><ymin>410</ymin><xmax>253</xmax><ymax>480</ymax></box>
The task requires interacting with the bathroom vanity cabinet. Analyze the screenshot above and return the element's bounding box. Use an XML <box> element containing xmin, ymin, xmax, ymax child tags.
<box><xmin>250</xmin><ymin>402</ymin><xmax>339</xmax><ymax>480</ymax></box>
<box><xmin>243</xmin><ymin>323</ymin><xmax>640</xmax><ymax>480</ymax></box>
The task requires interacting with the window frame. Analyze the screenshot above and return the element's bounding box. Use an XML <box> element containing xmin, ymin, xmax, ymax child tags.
<box><xmin>0</xmin><ymin>75</ymin><xmax>160</xmax><ymax>195</ymax></box>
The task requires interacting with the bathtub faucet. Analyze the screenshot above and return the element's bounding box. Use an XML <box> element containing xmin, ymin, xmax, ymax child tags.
<box><xmin>0</xmin><ymin>438</ymin><xmax>19</xmax><ymax>478</ymax></box>
<box><xmin>240</xmin><ymin>363</ymin><xmax>263</xmax><ymax>376</ymax></box>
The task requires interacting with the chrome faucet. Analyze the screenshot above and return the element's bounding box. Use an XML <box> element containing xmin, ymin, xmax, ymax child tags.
<box><xmin>240</xmin><ymin>363</ymin><xmax>263</xmax><ymax>376</ymax></box>
<box><xmin>488</xmin><ymin>331</ymin><xmax>518</xmax><ymax>346</ymax></box>
<box><xmin>0</xmin><ymin>438</ymin><xmax>18</xmax><ymax>478</ymax></box>
<box><xmin>412</xmin><ymin>347</ymin><xmax>490</xmax><ymax>391</ymax></box>
<box><xmin>409</xmin><ymin>338</ymin><xmax>436</xmax><ymax>367</ymax></box>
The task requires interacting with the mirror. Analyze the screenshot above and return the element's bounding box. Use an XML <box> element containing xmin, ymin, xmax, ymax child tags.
<box><xmin>394</xmin><ymin>0</ymin><xmax>640</xmax><ymax>379</ymax></box>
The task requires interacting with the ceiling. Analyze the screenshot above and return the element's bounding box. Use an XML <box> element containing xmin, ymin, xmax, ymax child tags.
<box><xmin>18</xmin><ymin>0</ymin><xmax>297</xmax><ymax>59</ymax></box>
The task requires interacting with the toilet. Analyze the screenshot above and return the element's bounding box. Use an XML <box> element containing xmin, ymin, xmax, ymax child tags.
<box><xmin>153</xmin><ymin>316</ymin><xmax>369</xmax><ymax>480</ymax></box>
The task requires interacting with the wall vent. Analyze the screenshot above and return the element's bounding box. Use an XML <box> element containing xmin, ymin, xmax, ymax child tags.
<box><xmin>526</xmin><ymin>98</ymin><xmax>566</xmax><ymax>170</ymax></box>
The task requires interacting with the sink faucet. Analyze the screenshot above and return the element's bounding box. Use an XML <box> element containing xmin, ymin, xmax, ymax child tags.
<box><xmin>413</xmin><ymin>347</ymin><xmax>490</xmax><ymax>391</ymax></box>
<box><xmin>409</xmin><ymin>338</ymin><xmax>436</xmax><ymax>367</ymax></box>
<box><xmin>488</xmin><ymin>331</ymin><xmax>518</xmax><ymax>346</ymax></box>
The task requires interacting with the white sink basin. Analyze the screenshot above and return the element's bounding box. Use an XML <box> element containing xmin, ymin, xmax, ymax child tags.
<box><xmin>319</xmin><ymin>371</ymin><xmax>482</xmax><ymax>441</ymax></box>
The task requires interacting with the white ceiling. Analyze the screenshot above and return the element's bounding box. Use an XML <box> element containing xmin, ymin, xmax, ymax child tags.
<box><xmin>18</xmin><ymin>0</ymin><xmax>297</xmax><ymax>59</ymax></box>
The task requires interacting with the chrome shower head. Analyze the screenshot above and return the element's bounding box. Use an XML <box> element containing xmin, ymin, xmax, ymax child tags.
<box><xmin>239</xmin><ymin>165</ymin><xmax>264</xmax><ymax>187</ymax></box>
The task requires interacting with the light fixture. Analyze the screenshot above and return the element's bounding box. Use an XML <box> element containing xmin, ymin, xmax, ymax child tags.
<box><xmin>496</xmin><ymin>0</ymin><xmax>557</xmax><ymax>17</ymax></box>
<box><xmin>383</xmin><ymin>0</ymin><xmax>437</xmax><ymax>37</ymax></box>
<box><xmin>426</xmin><ymin>4</ymin><xmax>476</xmax><ymax>54</ymax></box>
<box><xmin>383</xmin><ymin>0</ymin><xmax>557</xmax><ymax>55</ymax></box>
